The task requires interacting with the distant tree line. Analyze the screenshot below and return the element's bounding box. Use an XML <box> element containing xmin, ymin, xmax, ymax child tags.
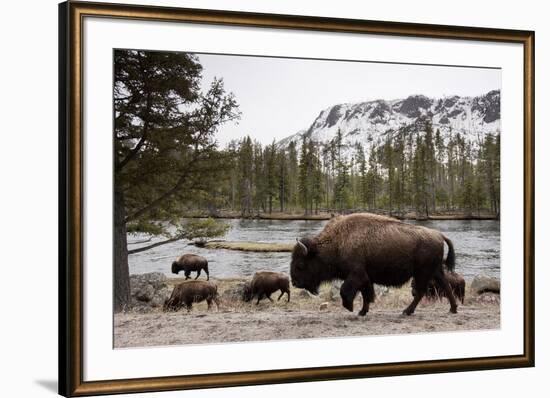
<box><xmin>204</xmin><ymin>122</ymin><xmax>500</xmax><ymax>218</ymax></box>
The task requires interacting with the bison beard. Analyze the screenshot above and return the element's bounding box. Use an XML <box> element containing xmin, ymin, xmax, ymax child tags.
<box><xmin>290</xmin><ymin>213</ymin><xmax>458</xmax><ymax>317</ymax></box>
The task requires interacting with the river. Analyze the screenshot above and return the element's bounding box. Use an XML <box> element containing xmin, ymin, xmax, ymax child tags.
<box><xmin>128</xmin><ymin>219</ymin><xmax>500</xmax><ymax>281</ymax></box>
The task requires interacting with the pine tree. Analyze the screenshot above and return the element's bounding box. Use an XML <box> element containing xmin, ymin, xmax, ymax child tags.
<box><xmin>366</xmin><ymin>149</ymin><xmax>379</xmax><ymax>210</ymax></box>
<box><xmin>113</xmin><ymin>49</ymin><xmax>239</xmax><ymax>311</ymax></box>
<box><xmin>265</xmin><ymin>140</ymin><xmax>278</xmax><ymax>214</ymax></box>
<box><xmin>238</xmin><ymin>136</ymin><xmax>254</xmax><ymax>216</ymax></box>
<box><xmin>412</xmin><ymin>133</ymin><xmax>429</xmax><ymax>217</ymax></box>
<box><xmin>482</xmin><ymin>133</ymin><xmax>500</xmax><ymax>215</ymax></box>
<box><xmin>424</xmin><ymin>121</ymin><xmax>437</xmax><ymax>212</ymax></box>
<box><xmin>287</xmin><ymin>141</ymin><xmax>299</xmax><ymax>211</ymax></box>
<box><xmin>434</xmin><ymin>128</ymin><xmax>447</xmax><ymax>209</ymax></box>
<box><xmin>276</xmin><ymin>147</ymin><xmax>288</xmax><ymax>212</ymax></box>
<box><xmin>307</xmin><ymin>140</ymin><xmax>324</xmax><ymax>214</ymax></box>
<box><xmin>298</xmin><ymin>136</ymin><xmax>310</xmax><ymax>214</ymax></box>
<box><xmin>383</xmin><ymin>135</ymin><xmax>395</xmax><ymax>213</ymax></box>
<box><xmin>393</xmin><ymin>131</ymin><xmax>406</xmax><ymax>214</ymax></box>
<box><xmin>356</xmin><ymin>143</ymin><xmax>368</xmax><ymax>209</ymax></box>
<box><xmin>333</xmin><ymin>134</ymin><xmax>350</xmax><ymax>211</ymax></box>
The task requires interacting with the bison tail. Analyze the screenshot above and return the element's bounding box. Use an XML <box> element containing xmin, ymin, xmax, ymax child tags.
<box><xmin>443</xmin><ymin>235</ymin><xmax>456</xmax><ymax>272</ymax></box>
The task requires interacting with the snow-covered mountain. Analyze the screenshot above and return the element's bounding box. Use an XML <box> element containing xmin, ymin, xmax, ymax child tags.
<box><xmin>277</xmin><ymin>90</ymin><xmax>500</xmax><ymax>156</ymax></box>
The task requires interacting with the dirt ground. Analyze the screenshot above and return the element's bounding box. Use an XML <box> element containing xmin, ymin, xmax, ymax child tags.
<box><xmin>114</xmin><ymin>278</ymin><xmax>500</xmax><ymax>348</ymax></box>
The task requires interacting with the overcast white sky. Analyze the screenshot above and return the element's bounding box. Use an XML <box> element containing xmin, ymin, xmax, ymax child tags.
<box><xmin>197</xmin><ymin>53</ymin><xmax>501</xmax><ymax>146</ymax></box>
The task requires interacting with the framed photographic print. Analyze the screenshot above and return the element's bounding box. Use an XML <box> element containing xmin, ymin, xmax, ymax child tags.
<box><xmin>59</xmin><ymin>1</ymin><xmax>534</xmax><ymax>396</ymax></box>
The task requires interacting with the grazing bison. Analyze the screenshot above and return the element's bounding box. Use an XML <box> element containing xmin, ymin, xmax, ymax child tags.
<box><xmin>413</xmin><ymin>271</ymin><xmax>465</xmax><ymax>304</ymax></box>
<box><xmin>163</xmin><ymin>281</ymin><xmax>220</xmax><ymax>312</ymax></box>
<box><xmin>243</xmin><ymin>271</ymin><xmax>291</xmax><ymax>304</ymax></box>
<box><xmin>171</xmin><ymin>254</ymin><xmax>209</xmax><ymax>280</ymax></box>
<box><xmin>290</xmin><ymin>213</ymin><xmax>458</xmax><ymax>316</ymax></box>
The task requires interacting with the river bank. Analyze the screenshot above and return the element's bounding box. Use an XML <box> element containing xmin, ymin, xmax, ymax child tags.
<box><xmin>180</xmin><ymin>210</ymin><xmax>498</xmax><ymax>221</ymax></box>
<box><xmin>114</xmin><ymin>277</ymin><xmax>500</xmax><ymax>348</ymax></box>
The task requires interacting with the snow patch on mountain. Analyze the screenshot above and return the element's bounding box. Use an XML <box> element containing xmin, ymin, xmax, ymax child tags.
<box><xmin>277</xmin><ymin>90</ymin><xmax>500</xmax><ymax>157</ymax></box>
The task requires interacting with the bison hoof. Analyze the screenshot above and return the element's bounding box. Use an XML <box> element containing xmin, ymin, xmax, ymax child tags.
<box><xmin>342</xmin><ymin>302</ymin><xmax>354</xmax><ymax>312</ymax></box>
<box><xmin>450</xmin><ymin>307</ymin><xmax>458</xmax><ymax>314</ymax></box>
<box><xmin>358</xmin><ymin>309</ymin><xmax>367</xmax><ymax>316</ymax></box>
<box><xmin>402</xmin><ymin>309</ymin><xmax>413</xmax><ymax>316</ymax></box>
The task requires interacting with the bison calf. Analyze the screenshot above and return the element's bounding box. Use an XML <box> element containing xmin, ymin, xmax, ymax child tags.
<box><xmin>171</xmin><ymin>254</ymin><xmax>209</xmax><ymax>280</ymax></box>
<box><xmin>163</xmin><ymin>281</ymin><xmax>220</xmax><ymax>312</ymax></box>
<box><xmin>413</xmin><ymin>271</ymin><xmax>465</xmax><ymax>304</ymax></box>
<box><xmin>243</xmin><ymin>272</ymin><xmax>290</xmax><ymax>304</ymax></box>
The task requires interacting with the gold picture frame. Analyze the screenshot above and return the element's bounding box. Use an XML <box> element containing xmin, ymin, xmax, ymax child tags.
<box><xmin>59</xmin><ymin>1</ymin><xmax>535</xmax><ymax>396</ymax></box>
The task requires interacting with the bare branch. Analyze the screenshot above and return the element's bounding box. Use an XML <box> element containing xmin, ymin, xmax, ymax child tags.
<box><xmin>115</xmin><ymin>126</ymin><xmax>148</xmax><ymax>173</ymax></box>
<box><xmin>128</xmin><ymin>236</ymin><xmax>182</xmax><ymax>255</ymax></box>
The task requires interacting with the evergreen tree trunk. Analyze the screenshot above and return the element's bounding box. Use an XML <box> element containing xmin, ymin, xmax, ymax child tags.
<box><xmin>114</xmin><ymin>186</ymin><xmax>130</xmax><ymax>312</ymax></box>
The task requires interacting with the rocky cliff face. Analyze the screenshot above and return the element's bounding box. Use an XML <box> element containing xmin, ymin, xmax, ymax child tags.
<box><xmin>278</xmin><ymin>90</ymin><xmax>500</xmax><ymax>155</ymax></box>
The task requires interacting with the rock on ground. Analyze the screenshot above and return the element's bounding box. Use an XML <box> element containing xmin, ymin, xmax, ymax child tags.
<box><xmin>130</xmin><ymin>272</ymin><xmax>172</xmax><ymax>310</ymax></box>
<box><xmin>471</xmin><ymin>275</ymin><xmax>500</xmax><ymax>294</ymax></box>
<box><xmin>221</xmin><ymin>281</ymin><xmax>249</xmax><ymax>301</ymax></box>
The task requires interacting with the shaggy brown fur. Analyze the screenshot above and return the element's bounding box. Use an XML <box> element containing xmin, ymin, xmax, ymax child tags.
<box><xmin>413</xmin><ymin>271</ymin><xmax>466</xmax><ymax>304</ymax></box>
<box><xmin>290</xmin><ymin>213</ymin><xmax>458</xmax><ymax>316</ymax></box>
<box><xmin>243</xmin><ymin>272</ymin><xmax>291</xmax><ymax>304</ymax></box>
<box><xmin>171</xmin><ymin>254</ymin><xmax>209</xmax><ymax>280</ymax></box>
<box><xmin>163</xmin><ymin>281</ymin><xmax>220</xmax><ymax>312</ymax></box>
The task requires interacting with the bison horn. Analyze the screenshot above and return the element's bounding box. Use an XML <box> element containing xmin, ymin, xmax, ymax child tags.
<box><xmin>296</xmin><ymin>238</ymin><xmax>308</xmax><ymax>256</ymax></box>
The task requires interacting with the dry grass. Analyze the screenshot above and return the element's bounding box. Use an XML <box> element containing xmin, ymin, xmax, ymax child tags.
<box><xmin>115</xmin><ymin>278</ymin><xmax>500</xmax><ymax>348</ymax></box>
<box><xmin>162</xmin><ymin>277</ymin><xmax>494</xmax><ymax>312</ymax></box>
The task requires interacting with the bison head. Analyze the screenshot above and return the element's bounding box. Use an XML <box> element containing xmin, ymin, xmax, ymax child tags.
<box><xmin>171</xmin><ymin>261</ymin><xmax>179</xmax><ymax>274</ymax></box>
<box><xmin>163</xmin><ymin>297</ymin><xmax>179</xmax><ymax>312</ymax></box>
<box><xmin>290</xmin><ymin>238</ymin><xmax>325</xmax><ymax>295</ymax></box>
<box><xmin>242</xmin><ymin>283</ymin><xmax>253</xmax><ymax>302</ymax></box>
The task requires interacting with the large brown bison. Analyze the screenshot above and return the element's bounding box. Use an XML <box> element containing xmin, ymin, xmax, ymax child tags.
<box><xmin>413</xmin><ymin>271</ymin><xmax>466</xmax><ymax>304</ymax></box>
<box><xmin>243</xmin><ymin>271</ymin><xmax>290</xmax><ymax>304</ymax></box>
<box><xmin>171</xmin><ymin>254</ymin><xmax>209</xmax><ymax>280</ymax></box>
<box><xmin>290</xmin><ymin>213</ymin><xmax>458</xmax><ymax>316</ymax></box>
<box><xmin>163</xmin><ymin>280</ymin><xmax>220</xmax><ymax>312</ymax></box>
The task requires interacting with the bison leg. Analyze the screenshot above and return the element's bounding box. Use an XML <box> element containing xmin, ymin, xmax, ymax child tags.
<box><xmin>403</xmin><ymin>279</ymin><xmax>427</xmax><ymax>315</ymax></box>
<box><xmin>358</xmin><ymin>281</ymin><xmax>375</xmax><ymax>316</ymax></box>
<box><xmin>341</xmin><ymin>270</ymin><xmax>373</xmax><ymax>316</ymax></box>
<box><xmin>195</xmin><ymin>269</ymin><xmax>201</xmax><ymax>280</ymax></box>
<box><xmin>205</xmin><ymin>268</ymin><xmax>209</xmax><ymax>281</ymax></box>
<box><xmin>340</xmin><ymin>279</ymin><xmax>358</xmax><ymax>313</ymax></box>
<box><xmin>277</xmin><ymin>288</ymin><xmax>291</xmax><ymax>302</ymax></box>
<box><xmin>403</xmin><ymin>293</ymin><xmax>423</xmax><ymax>315</ymax></box>
<box><xmin>256</xmin><ymin>293</ymin><xmax>264</xmax><ymax>305</ymax></box>
<box><xmin>184</xmin><ymin>270</ymin><xmax>191</xmax><ymax>280</ymax></box>
<box><xmin>266</xmin><ymin>293</ymin><xmax>274</xmax><ymax>302</ymax></box>
<box><xmin>207</xmin><ymin>297</ymin><xmax>220</xmax><ymax>310</ymax></box>
<box><xmin>433</xmin><ymin>269</ymin><xmax>458</xmax><ymax>313</ymax></box>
